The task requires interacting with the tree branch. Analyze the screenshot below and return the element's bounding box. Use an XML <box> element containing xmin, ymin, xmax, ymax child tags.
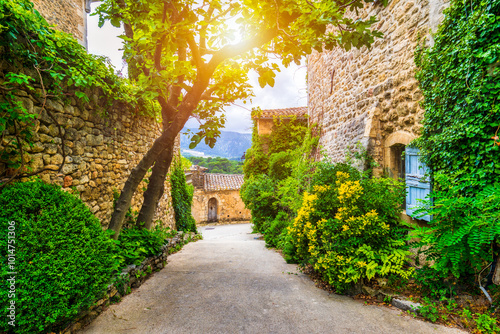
<box><xmin>154</xmin><ymin>2</ymin><xmax>169</xmax><ymax>72</ymax></box>
<box><xmin>186</xmin><ymin>35</ymin><xmax>203</xmax><ymax>69</ymax></box>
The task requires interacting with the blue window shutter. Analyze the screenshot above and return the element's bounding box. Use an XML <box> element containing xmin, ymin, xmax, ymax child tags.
<box><xmin>405</xmin><ymin>147</ymin><xmax>431</xmax><ymax>222</ymax></box>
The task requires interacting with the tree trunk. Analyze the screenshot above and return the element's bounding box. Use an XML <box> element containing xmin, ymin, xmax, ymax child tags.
<box><xmin>107</xmin><ymin>130</ymin><xmax>177</xmax><ymax>239</ymax></box>
<box><xmin>136</xmin><ymin>145</ymin><xmax>174</xmax><ymax>229</ymax></box>
<box><xmin>107</xmin><ymin>73</ymin><xmax>210</xmax><ymax>239</ymax></box>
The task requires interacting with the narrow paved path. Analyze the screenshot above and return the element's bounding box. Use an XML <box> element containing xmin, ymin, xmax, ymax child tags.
<box><xmin>81</xmin><ymin>224</ymin><xmax>463</xmax><ymax>334</ymax></box>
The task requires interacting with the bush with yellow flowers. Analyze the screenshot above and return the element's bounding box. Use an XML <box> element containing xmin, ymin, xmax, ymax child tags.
<box><xmin>283</xmin><ymin>167</ymin><xmax>412</xmax><ymax>293</ymax></box>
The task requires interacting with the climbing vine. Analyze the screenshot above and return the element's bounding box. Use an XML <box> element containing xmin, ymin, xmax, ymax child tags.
<box><xmin>170</xmin><ymin>162</ymin><xmax>197</xmax><ymax>233</ymax></box>
<box><xmin>0</xmin><ymin>0</ymin><xmax>153</xmax><ymax>188</ymax></box>
<box><xmin>414</xmin><ymin>0</ymin><xmax>500</xmax><ymax>190</ymax></box>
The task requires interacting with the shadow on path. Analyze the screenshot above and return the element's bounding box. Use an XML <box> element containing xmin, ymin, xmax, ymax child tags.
<box><xmin>80</xmin><ymin>223</ymin><xmax>464</xmax><ymax>334</ymax></box>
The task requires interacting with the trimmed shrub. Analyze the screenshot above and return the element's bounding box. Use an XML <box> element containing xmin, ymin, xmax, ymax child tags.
<box><xmin>115</xmin><ymin>225</ymin><xmax>176</xmax><ymax>269</ymax></box>
<box><xmin>0</xmin><ymin>180</ymin><xmax>117</xmax><ymax>334</ymax></box>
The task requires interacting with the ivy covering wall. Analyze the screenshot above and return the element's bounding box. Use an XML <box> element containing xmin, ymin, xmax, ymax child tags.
<box><xmin>415</xmin><ymin>0</ymin><xmax>500</xmax><ymax>190</ymax></box>
<box><xmin>0</xmin><ymin>0</ymin><xmax>156</xmax><ymax>187</ymax></box>
<box><xmin>412</xmin><ymin>0</ymin><xmax>500</xmax><ymax>293</ymax></box>
<box><xmin>170</xmin><ymin>162</ymin><xmax>197</xmax><ymax>233</ymax></box>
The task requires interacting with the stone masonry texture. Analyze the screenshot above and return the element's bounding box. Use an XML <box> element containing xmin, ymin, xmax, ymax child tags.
<box><xmin>0</xmin><ymin>84</ymin><xmax>178</xmax><ymax>230</ymax></box>
<box><xmin>307</xmin><ymin>0</ymin><xmax>449</xmax><ymax>174</ymax></box>
<box><xmin>32</xmin><ymin>0</ymin><xmax>86</xmax><ymax>46</ymax></box>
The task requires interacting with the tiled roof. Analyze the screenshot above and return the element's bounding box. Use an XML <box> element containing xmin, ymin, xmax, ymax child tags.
<box><xmin>204</xmin><ymin>173</ymin><xmax>244</xmax><ymax>191</ymax></box>
<box><xmin>253</xmin><ymin>106</ymin><xmax>308</xmax><ymax>119</ymax></box>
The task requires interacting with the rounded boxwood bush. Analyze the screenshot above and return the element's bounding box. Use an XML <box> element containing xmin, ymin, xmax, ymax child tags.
<box><xmin>0</xmin><ymin>180</ymin><xmax>117</xmax><ymax>333</ymax></box>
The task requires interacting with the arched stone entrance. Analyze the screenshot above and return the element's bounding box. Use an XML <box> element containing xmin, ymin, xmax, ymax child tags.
<box><xmin>207</xmin><ymin>197</ymin><xmax>218</xmax><ymax>222</ymax></box>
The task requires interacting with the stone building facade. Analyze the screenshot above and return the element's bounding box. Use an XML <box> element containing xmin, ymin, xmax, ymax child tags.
<box><xmin>32</xmin><ymin>0</ymin><xmax>96</xmax><ymax>47</ymax></box>
<box><xmin>254</xmin><ymin>107</ymin><xmax>308</xmax><ymax>136</ymax></box>
<box><xmin>189</xmin><ymin>166</ymin><xmax>251</xmax><ymax>224</ymax></box>
<box><xmin>307</xmin><ymin>0</ymin><xmax>449</xmax><ymax>178</ymax></box>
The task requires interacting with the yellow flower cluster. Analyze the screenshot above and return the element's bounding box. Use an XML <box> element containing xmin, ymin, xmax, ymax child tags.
<box><xmin>288</xmin><ymin>191</ymin><xmax>317</xmax><ymax>245</ymax></box>
<box><xmin>313</xmin><ymin>185</ymin><xmax>331</xmax><ymax>193</ymax></box>
<box><xmin>338</xmin><ymin>180</ymin><xmax>363</xmax><ymax>203</ymax></box>
<box><xmin>285</xmin><ymin>170</ymin><xmax>412</xmax><ymax>292</ymax></box>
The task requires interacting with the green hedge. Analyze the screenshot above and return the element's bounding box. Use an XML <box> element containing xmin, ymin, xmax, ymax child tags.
<box><xmin>0</xmin><ymin>180</ymin><xmax>117</xmax><ymax>333</ymax></box>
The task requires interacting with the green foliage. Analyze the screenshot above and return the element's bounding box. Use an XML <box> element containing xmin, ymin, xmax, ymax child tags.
<box><xmin>414</xmin><ymin>266</ymin><xmax>455</xmax><ymax>300</ymax></box>
<box><xmin>240</xmin><ymin>174</ymin><xmax>278</xmax><ymax>233</ymax></box>
<box><xmin>263</xmin><ymin>212</ymin><xmax>290</xmax><ymax>248</ymax></box>
<box><xmin>241</xmin><ymin>118</ymin><xmax>316</xmax><ymax>237</ymax></box>
<box><xmin>187</xmin><ymin>156</ymin><xmax>243</xmax><ymax>174</ymax></box>
<box><xmin>415</xmin><ymin>0</ymin><xmax>500</xmax><ymax>190</ymax></box>
<box><xmin>0</xmin><ymin>0</ymin><xmax>130</xmax><ymax>102</ymax></box>
<box><xmin>475</xmin><ymin>313</ymin><xmax>500</xmax><ymax>333</ymax></box>
<box><xmin>283</xmin><ymin>168</ymin><xmax>411</xmax><ymax>293</ymax></box>
<box><xmin>180</xmin><ymin>156</ymin><xmax>192</xmax><ymax>170</ymax></box>
<box><xmin>418</xmin><ymin>299</ymin><xmax>440</xmax><ymax>323</ymax></box>
<box><xmin>0</xmin><ymin>180</ymin><xmax>117</xmax><ymax>333</ymax></box>
<box><xmin>268</xmin><ymin>151</ymin><xmax>294</xmax><ymax>181</ymax></box>
<box><xmin>170</xmin><ymin>162</ymin><xmax>197</xmax><ymax>233</ymax></box>
<box><xmin>0</xmin><ymin>0</ymin><xmax>147</xmax><ymax>185</ymax></box>
<box><xmin>95</xmin><ymin>0</ymin><xmax>386</xmax><ymax>147</ymax></box>
<box><xmin>113</xmin><ymin>225</ymin><xmax>176</xmax><ymax>269</ymax></box>
<box><xmin>268</xmin><ymin>117</ymin><xmax>308</xmax><ymax>154</ymax></box>
<box><xmin>411</xmin><ymin>173</ymin><xmax>500</xmax><ymax>279</ymax></box>
<box><xmin>242</xmin><ymin>120</ymin><xmax>270</xmax><ymax>178</ymax></box>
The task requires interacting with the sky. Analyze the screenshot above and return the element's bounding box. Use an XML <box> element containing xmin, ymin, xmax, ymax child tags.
<box><xmin>86</xmin><ymin>5</ymin><xmax>307</xmax><ymax>134</ymax></box>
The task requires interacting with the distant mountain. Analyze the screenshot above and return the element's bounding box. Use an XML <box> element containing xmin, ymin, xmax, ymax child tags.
<box><xmin>180</xmin><ymin>129</ymin><xmax>252</xmax><ymax>159</ymax></box>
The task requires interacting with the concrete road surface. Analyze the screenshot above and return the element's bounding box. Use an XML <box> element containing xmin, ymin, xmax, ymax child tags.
<box><xmin>80</xmin><ymin>223</ymin><xmax>464</xmax><ymax>334</ymax></box>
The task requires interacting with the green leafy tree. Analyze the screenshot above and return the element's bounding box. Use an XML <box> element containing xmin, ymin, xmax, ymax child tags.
<box><xmin>187</xmin><ymin>156</ymin><xmax>243</xmax><ymax>173</ymax></box>
<box><xmin>94</xmin><ymin>0</ymin><xmax>388</xmax><ymax>238</ymax></box>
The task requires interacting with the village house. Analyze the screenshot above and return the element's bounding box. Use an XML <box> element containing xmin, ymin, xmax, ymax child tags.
<box><xmin>189</xmin><ymin>165</ymin><xmax>251</xmax><ymax>224</ymax></box>
<box><xmin>307</xmin><ymin>0</ymin><xmax>449</xmax><ymax>222</ymax></box>
<box><xmin>32</xmin><ymin>0</ymin><xmax>99</xmax><ymax>48</ymax></box>
<box><xmin>253</xmin><ymin>106</ymin><xmax>308</xmax><ymax>137</ymax></box>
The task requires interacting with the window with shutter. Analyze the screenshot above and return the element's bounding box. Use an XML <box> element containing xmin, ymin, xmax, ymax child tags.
<box><xmin>405</xmin><ymin>147</ymin><xmax>431</xmax><ymax>222</ymax></box>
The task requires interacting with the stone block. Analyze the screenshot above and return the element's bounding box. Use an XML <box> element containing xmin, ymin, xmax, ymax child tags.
<box><xmin>391</xmin><ymin>298</ymin><xmax>421</xmax><ymax>313</ymax></box>
<box><xmin>45</xmin><ymin>143</ymin><xmax>58</xmax><ymax>155</ymax></box>
<box><xmin>50</xmin><ymin>154</ymin><xmax>63</xmax><ymax>165</ymax></box>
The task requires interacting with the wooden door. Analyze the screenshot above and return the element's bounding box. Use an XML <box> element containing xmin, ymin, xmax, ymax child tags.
<box><xmin>208</xmin><ymin>198</ymin><xmax>218</xmax><ymax>222</ymax></box>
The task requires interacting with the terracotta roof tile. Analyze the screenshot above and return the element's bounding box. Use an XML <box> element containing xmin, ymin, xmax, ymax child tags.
<box><xmin>204</xmin><ymin>174</ymin><xmax>244</xmax><ymax>191</ymax></box>
<box><xmin>253</xmin><ymin>106</ymin><xmax>308</xmax><ymax>119</ymax></box>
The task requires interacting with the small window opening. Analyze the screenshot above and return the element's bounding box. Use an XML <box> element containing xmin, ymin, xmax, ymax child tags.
<box><xmin>390</xmin><ymin>143</ymin><xmax>406</xmax><ymax>180</ymax></box>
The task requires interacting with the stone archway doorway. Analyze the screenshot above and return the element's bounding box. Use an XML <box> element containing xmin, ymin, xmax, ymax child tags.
<box><xmin>207</xmin><ymin>197</ymin><xmax>218</xmax><ymax>222</ymax></box>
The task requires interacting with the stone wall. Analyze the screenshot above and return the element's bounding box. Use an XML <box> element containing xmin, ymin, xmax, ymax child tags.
<box><xmin>307</xmin><ymin>0</ymin><xmax>449</xmax><ymax>175</ymax></box>
<box><xmin>32</xmin><ymin>0</ymin><xmax>87</xmax><ymax>47</ymax></box>
<box><xmin>257</xmin><ymin>118</ymin><xmax>274</xmax><ymax>136</ymax></box>
<box><xmin>1</xmin><ymin>87</ymin><xmax>178</xmax><ymax>229</ymax></box>
<box><xmin>192</xmin><ymin>189</ymin><xmax>251</xmax><ymax>224</ymax></box>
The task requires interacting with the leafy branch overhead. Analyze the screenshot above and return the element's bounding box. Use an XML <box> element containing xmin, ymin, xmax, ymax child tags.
<box><xmin>94</xmin><ymin>0</ymin><xmax>386</xmax><ymax>146</ymax></box>
<box><xmin>96</xmin><ymin>0</ymin><xmax>388</xmax><ymax>237</ymax></box>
